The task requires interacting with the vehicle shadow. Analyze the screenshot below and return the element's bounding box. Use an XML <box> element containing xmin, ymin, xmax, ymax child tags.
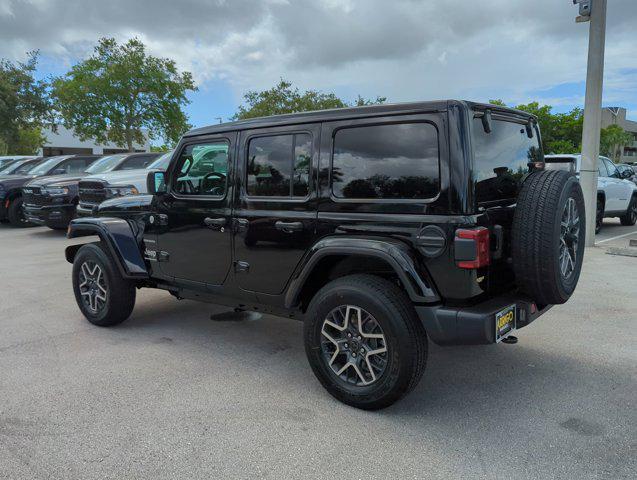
<box><xmin>28</xmin><ymin>227</ymin><xmax>68</xmax><ymax>238</ymax></box>
<box><xmin>110</xmin><ymin>296</ymin><xmax>633</xmax><ymax>433</ymax></box>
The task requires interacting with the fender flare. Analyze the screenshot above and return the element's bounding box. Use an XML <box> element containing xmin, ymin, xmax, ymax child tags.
<box><xmin>284</xmin><ymin>236</ymin><xmax>440</xmax><ymax>308</ymax></box>
<box><xmin>65</xmin><ymin>217</ymin><xmax>149</xmax><ymax>279</ymax></box>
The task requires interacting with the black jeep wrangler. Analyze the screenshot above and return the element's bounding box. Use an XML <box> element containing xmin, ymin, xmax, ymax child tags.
<box><xmin>65</xmin><ymin>101</ymin><xmax>585</xmax><ymax>409</ymax></box>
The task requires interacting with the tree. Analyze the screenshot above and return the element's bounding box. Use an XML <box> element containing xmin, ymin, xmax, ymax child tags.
<box><xmin>0</xmin><ymin>52</ymin><xmax>51</xmax><ymax>154</ymax></box>
<box><xmin>52</xmin><ymin>38</ymin><xmax>196</xmax><ymax>152</ymax></box>
<box><xmin>233</xmin><ymin>79</ymin><xmax>386</xmax><ymax>120</ymax></box>
<box><xmin>600</xmin><ymin>124</ymin><xmax>633</xmax><ymax>162</ymax></box>
<box><xmin>489</xmin><ymin>100</ymin><xmax>583</xmax><ymax>154</ymax></box>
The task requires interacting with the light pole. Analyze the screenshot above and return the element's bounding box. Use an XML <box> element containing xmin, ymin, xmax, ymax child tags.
<box><xmin>576</xmin><ymin>0</ymin><xmax>607</xmax><ymax>246</ymax></box>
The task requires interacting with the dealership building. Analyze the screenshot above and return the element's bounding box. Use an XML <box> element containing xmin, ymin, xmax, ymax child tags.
<box><xmin>37</xmin><ymin>125</ymin><xmax>150</xmax><ymax>156</ymax></box>
<box><xmin>601</xmin><ymin>107</ymin><xmax>637</xmax><ymax>162</ymax></box>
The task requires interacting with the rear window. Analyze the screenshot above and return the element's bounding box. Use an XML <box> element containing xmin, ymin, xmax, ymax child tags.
<box><xmin>331</xmin><ymin>122</ymin><xmax>439</xmax><ymax>200</ymax></box>
<box><xmin>472</xmin><ymin>117</ymin><xmax>542</xmax><ymax>205</ymax></box>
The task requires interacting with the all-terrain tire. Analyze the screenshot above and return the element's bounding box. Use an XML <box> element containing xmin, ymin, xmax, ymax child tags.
<box><xmin>512</xmin><ymin>170</ymin><xmax>585</xmax><ymax>305</ymax></box>
<box><xmin>72</xmin><ymin>243</ymin><xmax>136</xmax><ymax>326</ymax></box>
<box><xmin>619</xmin><ymin>195</ymin><xmax>637</xmax><ymax>226</ymax></box>
<box><xmin>7</xmin><ymin>197</ymin><xmax>32</xmax><ymax>227</ymax></box>
<box><xmin>304</xmin><ymin>274</ymin><xmax>427</xmax><ymax>410</ymax></box>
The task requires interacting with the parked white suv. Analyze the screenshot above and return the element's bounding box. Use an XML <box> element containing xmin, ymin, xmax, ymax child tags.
<box><xmin>545</xmin><ymin>154</ymin><xmax>637</xmax><ymax>233</ymax></box>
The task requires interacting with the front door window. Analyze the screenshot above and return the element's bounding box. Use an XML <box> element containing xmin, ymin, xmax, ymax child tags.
<box><xmin>173</xmin><ymin>142</ymin><xmax>229</xmax><ymax>197</ymax></box>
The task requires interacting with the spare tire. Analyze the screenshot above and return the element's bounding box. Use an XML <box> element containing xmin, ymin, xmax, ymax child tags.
<box><xmin>511</xmin><ymin>170</ymin><xmax>585</xmax><ymax>305</ymax></box>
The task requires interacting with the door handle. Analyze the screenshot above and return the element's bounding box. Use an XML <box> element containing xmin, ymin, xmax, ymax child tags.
<box><xmin>204</xmin><ymin>217</ymin><xmax>226</xmax><ymax>228</ymax></box>
<box><xmin>275</xmin><ymin>221</ymin><xmax>303</xmax><ymax>233</ymax></box>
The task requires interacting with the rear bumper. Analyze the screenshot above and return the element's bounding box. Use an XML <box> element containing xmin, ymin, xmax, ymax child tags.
<box><xmin>23</xmin><ymin>203</ymin><xmax>75</xmax><ymax>227</ymax></box>
<box><xmin>416</xmin><ymin>293</ymin><xmax>552</xmax><ymax>346</ymax></box>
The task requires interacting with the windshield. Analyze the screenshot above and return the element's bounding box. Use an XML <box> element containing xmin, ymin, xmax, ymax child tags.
<box><xmin>27</xmin><ymin>156</ymin><xmax>68</xmax><ymax>176</ymax></box>
<box><xmin>84</xmin><ymin>154</ymin><xmax>126</xmax><ymax>174</ymax></box>
<box><xmin>147</xmin><ymin>151</ymin><xmax>173</xmax><ymax>170</ymax></box>
<box><xmin>1</xmin><ymin>158</ymin><xmax>43</xmax><ymax>175</ymax></box>
<box><xmin>0</xmin><ymin>158</ymin><xmax>18</xmax><ymax>170</ymax></box>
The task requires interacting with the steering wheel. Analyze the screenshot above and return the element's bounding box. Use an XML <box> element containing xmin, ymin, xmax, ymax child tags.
<box><xmin>201</xmin><ymin>172</ymin><xmax>226</xmax><ymax>195</ymax></box>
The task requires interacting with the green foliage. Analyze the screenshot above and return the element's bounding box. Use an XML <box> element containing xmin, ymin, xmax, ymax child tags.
<box><xmin>600</xmin><ymin>124</ymin><xmax>633</xmax><ymax>162</ymax></box>
<box><xmin>233</xmin><ymin>79</ymin><xmax>385</xmax><ymax>120</ymax></box>
<box><xmin>150</xmin><ymin>144</ymin><xmax>174</xmax><ymax>153</ymax></box>
<box><xmin>0</xmin><ymin>52</ymin><xmax>51</xmax><ymax>153</ymax></box>
<box><xmin>489</xmin><ymin>100</ymin><xmax>583</xmax><ymax>154</ymax></box>
<box><xmin>13</xmin><ymin>127</ymin><xmax>46</xmax><ymax>155</ymax></box>
<box><xmin>52</xmin><ymin>38</ymin><xmax>196</xmax><ymax>152</ymax></box>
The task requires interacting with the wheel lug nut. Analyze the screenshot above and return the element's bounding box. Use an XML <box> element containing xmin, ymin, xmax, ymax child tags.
<box><xmin>360</xmin><ymin>348</ymin><xmax>365</xmax><ymax>354</ymax></box>
<box><xmin>344</xmin><ymin>343</ymin><xmax>348</xmax><ymax>349</ymax></box>
<box><xmin>347</xmin><ymin>333</ymin><xmax>351</xmax><ymax>338</ymax></box>
<box><xmin>357</xmin><ymin>336</ymin><xmax>362</xmax><ymax>341</ymax></box>
<box><xmin>352</xmin><ymin>352</ymin><xmax>357</xmax><ymax>357</ymax></box>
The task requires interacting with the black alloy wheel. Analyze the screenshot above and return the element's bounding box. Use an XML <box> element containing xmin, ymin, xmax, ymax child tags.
<box><xmin>78</xmin><ymin>260</ymin><xmax>109</xmax><ymax>314</ymax></box>
<box><xmin>559</xmin><ymin>197</ymin><xmax>580</xmax><ymax>280</ymax></box>
<box><xmin>320</xmin><ymin>305</ymin><xmax>388</xmax><ymax>386</ymax></box>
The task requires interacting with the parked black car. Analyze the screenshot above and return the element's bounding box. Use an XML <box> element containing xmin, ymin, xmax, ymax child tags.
<box><xmin>22</xmin><ymin>153</ymin><xmax>159</xmax><ymax>230</ymax></box>
<box><xmin>0</xmin><ymin>155</ymin><xmax>101</xmax><ymax>227</ymax></box>
<box><xmin>66</xmin><ymin>100</ymin><xmax>585</xmax><ymax>409</ymax></box>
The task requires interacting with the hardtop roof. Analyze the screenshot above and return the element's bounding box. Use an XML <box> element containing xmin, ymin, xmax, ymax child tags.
<box><xmin>184</xmin><ymin>100</ymin><xmax>537</xmax><ymax>138</ymax></box>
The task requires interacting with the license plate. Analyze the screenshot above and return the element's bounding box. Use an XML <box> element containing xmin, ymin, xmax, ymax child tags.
<box><xmin>495</xmin><ymin>305</ymin><xmax>516</xmax><ymax>342</ymax></box>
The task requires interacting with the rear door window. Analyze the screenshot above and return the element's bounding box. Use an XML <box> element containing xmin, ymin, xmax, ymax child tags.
<box><xmin>331</xmin><ymin>122</ymin><xmax>439</xmax><ymax>199</ymax></box>
<box><xmin>246</xmin><ymin>133</ymin><xmax>311</xmax><ymax>197</ymax></box>
<box><xmin>472</xmin><ymin>117</ymin><xmax>542</xmax><ymax>205</ymax></box>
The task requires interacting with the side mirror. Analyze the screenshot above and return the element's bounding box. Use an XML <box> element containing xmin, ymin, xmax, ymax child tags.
<box><xmin>620</xmin><ymin>169</ymin><xmax>633</xmax><ymax>179</ymax></box>
<box><xmin>147</xmin><ymin>171</ymin><xmax>167</xmax><ymax>195</ymax></box>
<box><xmin>52</xmin><ymin>168</ymin><xmax>66</xmax><ymax>175</ymax></box>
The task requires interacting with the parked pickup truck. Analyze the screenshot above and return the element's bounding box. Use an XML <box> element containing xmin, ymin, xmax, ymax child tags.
<box><xmin>76</xmin><ymin>151</ymin><xmax>171</xmax><ymax>217</ymax></box>
<box><xmin>66</xmin><ymin>101</ymin><xmax>586</xmax><ymax>409</ymax></box>
<box><xmin>23</xmin><ymin>152</ymin><xmax>163</xmax><ymax>229</ymax></box>
<box><xmin>1</xmin><ymin>155</ymin><xmax>101</xmax><ymax>227</ymax></box>
<box><xmin>545</xmin><ymin>154</ymin><xmax>637</xmax><ymax>232</ymax></box>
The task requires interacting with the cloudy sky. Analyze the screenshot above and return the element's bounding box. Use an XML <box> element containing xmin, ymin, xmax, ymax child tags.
<box><xmin>1</xmin><ymin>0</ymin><xmax>636</xmax><ymax>132</ymax></box>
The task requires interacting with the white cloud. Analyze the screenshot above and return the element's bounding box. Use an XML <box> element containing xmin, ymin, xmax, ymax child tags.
<box><xmin>0</xmin><ymin>0</ymin><xmax>635</xmax><ymax>113</ymax></box>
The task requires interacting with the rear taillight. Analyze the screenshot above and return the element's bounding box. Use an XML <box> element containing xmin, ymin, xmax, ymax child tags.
<box><xmin>455</xmin><ymin>227</ymin><xmax>490</xmax><ymax>269</ymax></box>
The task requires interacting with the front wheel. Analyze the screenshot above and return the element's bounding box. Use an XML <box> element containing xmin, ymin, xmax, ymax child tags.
<box><xmin>620</xmin><ymin>196</ymin><xmax>637</xmax><ymax>226</ymax></box>
<box><xmin>596</xmin><ymin>198</ymin><xmax>604</xmax><ymax>234</ymax></box>
<box><xmin>304</xmin><ymin>274</ymin><xmax>427</xmax><ymax>410</ymax></box>
<box><xmin>7</xmin><ymin>197</ymin><xmax>32</xmax><ymax>227</ymax></box>
<box><xmin>72</xmin><ymin>243</ymin><xmax>136</xmax><ymax>326</ymax></box>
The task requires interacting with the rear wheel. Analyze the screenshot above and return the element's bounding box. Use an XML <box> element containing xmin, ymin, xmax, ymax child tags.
<box><xmin>72</xmin><ymin>243</ymin><xmax>136</xmax><ymax>326</ymax></box>
<box><xmin>512</xmin><ymin>170</ymin><xmax>586</xmax><ymax>305</ymax></box>
<box><xmin>7</xmin><ymin>197</ymin><xmax>32</xmax><ymax>227</ymax></box>
<box><xmin>619</xmin><ymin>196</ymin><xmax>637</xmax><ymax>226</ymax></box>
<box><xmin>304</xmin><ymin>274</ymin><xmax>427</xmax><ymax>410</ymax></box>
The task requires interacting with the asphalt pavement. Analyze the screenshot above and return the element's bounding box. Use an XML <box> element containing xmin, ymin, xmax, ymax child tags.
<box><xmin>0</xmin><ymin>222</ymin><xmax>635</xmax><ymax>479</ymax></box>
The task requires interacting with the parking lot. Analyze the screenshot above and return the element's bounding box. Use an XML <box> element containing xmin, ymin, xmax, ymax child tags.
<box><xmin>0</xmin><ymin>221</ymin><xmax>635</xmax><ymax>480</ymax></box>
